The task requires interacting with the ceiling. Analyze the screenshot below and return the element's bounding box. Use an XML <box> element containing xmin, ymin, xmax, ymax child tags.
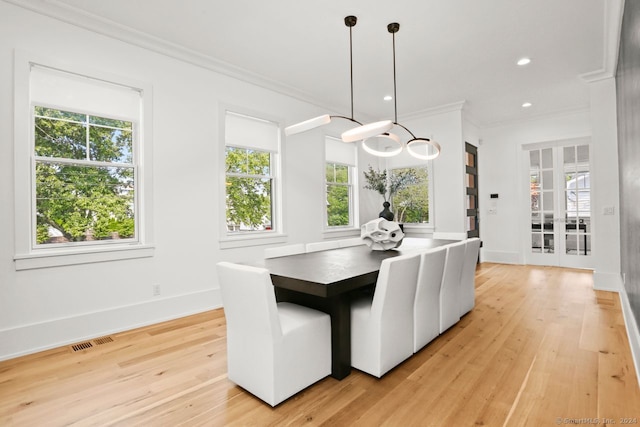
<box><xmin>13</xmin><ymin>0</ymin><xmax>614</xmax><ymax>127</ymax></box>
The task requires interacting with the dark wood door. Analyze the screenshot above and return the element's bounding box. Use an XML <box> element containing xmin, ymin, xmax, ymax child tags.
<box><xmin>465</xmin><ymin>142</ymin><xmax>479</xmax><ymax>239</ymax></box>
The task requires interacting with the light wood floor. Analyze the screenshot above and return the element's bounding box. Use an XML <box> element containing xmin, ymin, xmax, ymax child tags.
<box><xmin>1</xmin><ymin>263</ymin><xmax>639</xmax><ymax>426</ymax></box>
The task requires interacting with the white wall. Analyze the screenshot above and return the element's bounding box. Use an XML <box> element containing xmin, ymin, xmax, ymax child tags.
<box><xmin>587</xmin><ymin>77</ymin><xmax>622</xmax><ymax>291</ymax></box>
<box><xmin>478</xmin><ymin>105</ymin><xmax>621</xmax><ymax>281</ymax></box>
<box><xmin>479</xmin><ymin>79</ymin><xmax>621</xmax><ymax>288</ymax></box>
<box><xmin>479</xmin><ymin>111</ymin><xmax>593</xmax><ymax>264</ymax></box>
<box><xmin>403</xmin><ymin>106</ymin><xmax>467</xmax><ymax>235</ymax></box>
<box><xmin>0</xmin><ymin>3</ymin><xmax>361</xmax><ymax>359</ymax></box>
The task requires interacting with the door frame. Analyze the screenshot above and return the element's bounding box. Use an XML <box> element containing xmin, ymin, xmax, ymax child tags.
<box><xmin>520</xmin><ymin>137</ymin><xmax>594</xmax><ymax>269</ymax></box>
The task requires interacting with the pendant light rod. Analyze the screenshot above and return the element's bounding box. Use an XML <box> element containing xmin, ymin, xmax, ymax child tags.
<box><xmin>389</xmin><ymin>22</ymin><xmax>399</xmax><ymax>125</ymax></box>
<box><xmin>346</xmin><ymin>15</ymin><xmax>356</xmax><ymax>121</ymax></box>
<box><xmin>388</xmin><ymin>22</ymin><xmax>441</xmax><ymax>159</ymax></box>
<box><xmin>360</xmin><ymin>20</ymin><xmax>441</xmax><ymax>159</ymax></box>
<box><xmin>286</xmin><ymin>15</ymin><xmax>382</xmax><ymax>136</ymax></box>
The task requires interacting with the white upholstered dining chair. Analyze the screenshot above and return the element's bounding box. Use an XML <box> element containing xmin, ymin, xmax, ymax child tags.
<box><xmin>216</xmin><ymin>262</ymin><xmax>331</xmax><ymax>406</ymax></box>
<box><xmin>460</xmin><ymin>237</ymin><xmax>481</xmax><ymax>316</ymax></box>
<box><xmin>306</xmin><ymin>240</ymin><xmax>340</xmax><ymax>252</ymax></box>
<box><xmin>413</xmin><ymin>246</ymin><xmax>448</xmax><ymax>353</ymax></box>
<box><xmin>350</xmin><ymin>253</ymin><xmax>421</xmax><ymax>378</ymax></box>
<box><xmin>439</xmin><ymin>240</ymin><xmax>467</xmax><ymax>333</ymax></box>
<box><xmin>263</xmin><ymin>243</ymin><xmax>306</xmax><ymax>259</ymax></box>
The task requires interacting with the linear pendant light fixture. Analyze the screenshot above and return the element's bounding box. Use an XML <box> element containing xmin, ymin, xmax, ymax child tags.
<box><xmin>284</xmin><ymin>16</ymin><xmax>393</xmax><ymax>138</ymax></box>
<box><xmin>356</xmin><ymin>22</ymin><xmax>441</xmax><ymax>160</ymax></box>
<box><xmin>285</xmin><ymin>17</ymin><xmax>440</xmax><ymax>160</ymax></box>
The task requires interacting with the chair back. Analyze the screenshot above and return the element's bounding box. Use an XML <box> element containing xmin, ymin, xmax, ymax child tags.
<box><xmin>264</xmin><ymin>243</ymin><xmax>306</xmax><ymax>259</ymax></box>
<box><xmin>460</xmin><ymin>237</ymin><xmax>481</xmax><ymax>315</ymax></box>
<box><xmin>371</xmin><ymin>254</ymin><xmax>421</xmax><ymax>365</ymax></box>
<box><xmin>439</xmin><ymin>240</ymin><xmax>466</xmax><ymax>333</ymax></box>
<box><xmin>217</xmin><ymin>262</ymin><xmax>282</xmax><ymax>344</ymax></box>
<box><xmin>414</xmin><ymin>246</ymin><xmax>447</xmax><ymax>352</ymax></box>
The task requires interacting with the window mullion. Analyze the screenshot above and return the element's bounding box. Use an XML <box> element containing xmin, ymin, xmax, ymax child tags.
<box><xmin>85</xmin><ymin>113</ymin><xmax>90</xmax><ymax>161</ymax></box>
<box><xmin>226</xmin><ymin>172</ymin><xmax>271</xmax><ymax>180</ymax></box>
<box><xmin>34</xmin><ymin>156</ymin><xmax>133</xmax><ymax>169</ymax></box>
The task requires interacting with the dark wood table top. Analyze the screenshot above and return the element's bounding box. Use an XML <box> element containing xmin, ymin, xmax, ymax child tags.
<box><xmin>252</xmin><ymin>238</ymin><xmax>457</xmax><ymax>298</ymax></box>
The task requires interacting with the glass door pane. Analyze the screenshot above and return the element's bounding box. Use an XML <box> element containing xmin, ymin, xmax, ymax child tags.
<box><xmin>530</xmin><ymin>148</ymin><xmax>554</xmax><ymax>254</ymax></box>
<box><xmin>525</xmin><ymin>142</ymin><xmax>593</xmax><ymax>268</ymax></box>
<box><xmin>563</xmin><ymin>145</ymin><xmax>591</xmax><ymax>256</ymax></box>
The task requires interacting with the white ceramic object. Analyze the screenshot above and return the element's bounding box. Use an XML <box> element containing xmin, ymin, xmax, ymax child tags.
<box><xmin>360</xmin><ymin>218</ymin><xmax>404</xmax><ymax>251</ymax></box>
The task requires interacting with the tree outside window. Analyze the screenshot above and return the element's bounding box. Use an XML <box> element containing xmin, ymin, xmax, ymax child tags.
<box><xmin>225</xmin><ymin>147</ymin><xmax>272</xmax><ymax>232</ymax></box>
<box><xmin>326</xmin><ymin>163</ymin><xmax>352</xmax><ymax>227</ymax></box>
<box><xmin>391</xmin><ymin>166</ymin><xmax>430</xmax><ymax>223</ymax></box>
<box><xmin>34</xmin><ymin>106</ymin><xmax>135</xmax><ymax>245</ymax></box>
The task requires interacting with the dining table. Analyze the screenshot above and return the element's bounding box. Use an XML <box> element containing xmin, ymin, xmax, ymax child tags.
<box><xmin>249</xmin><ymin>237</ymin><xmax>456</xmax><ymax>380</ymax></box>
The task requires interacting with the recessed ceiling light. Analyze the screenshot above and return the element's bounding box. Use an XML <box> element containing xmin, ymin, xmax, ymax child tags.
<box><xmin>383</xmin><ymin>95</ymin><xmax>393</xmax><ymax>101</ymax></box>
<box><xmin>522</xmin><ymin>102</ymin><xmax>532</xmax><ymax>108</ymax></box>
<box><xmin>517</xmin><ymin>57</ymin><xmax>531</xmax><ymax>66</ymax></box>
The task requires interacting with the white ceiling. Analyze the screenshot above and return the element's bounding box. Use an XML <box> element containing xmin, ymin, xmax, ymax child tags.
<box><xmin>13</xmin><ymin>0</ymin><xmax>614</xmax><ymax>127</ymax></box>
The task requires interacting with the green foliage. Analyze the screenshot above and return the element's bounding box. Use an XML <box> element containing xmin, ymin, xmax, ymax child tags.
<box><xmin>362</xmin><ymin>165</ymin><xmax>419</xmax><ymax>202</ymax></box>
<box><xmin>392</xmin><ymin>167</ymin><xmax>429</xmax><ymax>223</ymax></box>
<box><xmin>362</xmin><ymin>166</ymin><xmax>388</xmax><ymax>200</ymax></box>
<box><xmin>225</xmin><ymin>147</ymin><xmax>272</xmax><ymax>230</ymax></box>
<box><xmin>327</xmin><ymin>185</ymin><xmax>350</xmax><ymax>226</ymax></box>
<box><xmin>34</xmin><ymin>106</ymin><xmax>135</xmax><ymax>244</ymax></box>
<box><xmin>325</xmin><ymin>163</ymin><xmax>351</xmax><ymax>227</ymax></box>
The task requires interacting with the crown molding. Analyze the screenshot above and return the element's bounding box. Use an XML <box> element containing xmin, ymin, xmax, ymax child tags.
<box><xmin>399</xmin><ymin>100</ymin><xmax>466</xmax><ymax>121</ymax></box>
<box><xmin>481</xmin><ymin>105</ymin><xmax>591</xmax><ymax>130</ymax></box>
<box><xmin>4</xmin><ymin>0</ymin><xmax>344</xmax><ymax>113</ymax></box>
<box><xmin>580</xmin><ymin>0</ymin><xmax>624</xmax><ymax>83</ymax></box>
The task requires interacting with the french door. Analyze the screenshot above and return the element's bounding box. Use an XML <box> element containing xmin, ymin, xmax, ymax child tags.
<box><xmin>525</xmin><ymin>141</ymin><xmax>593</xmax><ymax>268</ymax></box>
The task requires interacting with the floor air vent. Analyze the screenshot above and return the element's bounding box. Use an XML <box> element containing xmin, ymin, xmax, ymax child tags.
<box><xmin>70</xmin><ymin>336</ymin><xmax>114</xmax><ymax>352</ymax></box>
<box><xmin>94</xmin><ymin>336</ymin><xmax>113</xmax><ymax>345</ymax></box>
<box><xmin>71</xmin><ymin>341</ymin><xmax>93</xmax><ymax>352</ymax></box>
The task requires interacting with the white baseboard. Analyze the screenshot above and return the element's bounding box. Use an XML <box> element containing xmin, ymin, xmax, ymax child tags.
<box><xmin>593</xmin><ymin>271</ymin><xmax>623</xmax><ymax>292</ymax></box>
<box><xmin>0</xmin><ymin>288</ymin><xmax>222</xmax><ymax>362</ymax></box>
<box><xmin>619</xmin><ymin>289</ymin><xmax>640</xmax><ymax>389</ymax></box>
<box><xmin>480</xmin><ymin>250</ymin><xmax>520</xmax><ymax>265</ymax></box>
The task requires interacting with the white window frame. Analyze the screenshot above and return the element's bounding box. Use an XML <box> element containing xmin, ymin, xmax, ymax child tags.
<box><xmin>385</xmin><ymin>155</ymin><xmax>435</xmax><ymax>233</ymax></box>
<box><xmin>324</xmin><ymin>136</ymin><xmax>359</xmax><ymax>232</ymax></box>
<box><xmin>219</xmin><ymin>106</ymin><xmax>285</xmax><ymax>249</ymax></box>
<box><xmin>13</xmin><ymin>50</ymin><xmax>154</xmax><ymax>270</ymax></box>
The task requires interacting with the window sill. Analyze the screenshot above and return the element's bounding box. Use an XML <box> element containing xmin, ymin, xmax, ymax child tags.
<box><xmin>14</xmin><ymin>244</ymin><xmax>155</xmax><ymax>270</ymax></box>
<box><xmin>219</xmin><ymin>233</ymin><xmax>288</xmax><ymax>249</ymax></box>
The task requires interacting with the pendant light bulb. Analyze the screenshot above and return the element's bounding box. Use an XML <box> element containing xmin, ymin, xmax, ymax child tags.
<box><xmin>407</xmin><ymin>138</ymin><xmax>441</xmax><ymax>160</ymax></box>
<box><xmin>284</xmin><ymin>115</ymin><xmax>331</xmax><ymax>136</ymax></box>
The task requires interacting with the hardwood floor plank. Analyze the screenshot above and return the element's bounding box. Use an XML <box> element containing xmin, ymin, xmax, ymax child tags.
<box><xmin>1</xmin><ymin>263</ymin><xmax>639</xmax><ymax>426</ymax></box>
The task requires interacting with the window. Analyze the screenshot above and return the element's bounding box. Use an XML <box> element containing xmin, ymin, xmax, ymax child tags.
<box><xmin>224</xmin><ymin>111</ymin><xmax>279</xmax><ymax>234</ymax></box>
<box><xmin>390</xmin><ymin>166</ymin><xmax>431</xmax><ymax>224</ymax></box>
<box><xmin>325</xmin><ymin>163</ymin><xmax>351</xmax><ymax>227</ymax></box>
<box><xmin>325</xmin><ymin>136</ymin><xmax>357</xmax><ymax>228</ymax></box>
<box><xmin>14</xmin><ymin>53</ymin><xmax>153</xmax><ymax>269</ymax></box>
<box><xmin>34</xmin><ymin>107</ymin><xmax>135</xmax><ymax>245</ymax></box>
